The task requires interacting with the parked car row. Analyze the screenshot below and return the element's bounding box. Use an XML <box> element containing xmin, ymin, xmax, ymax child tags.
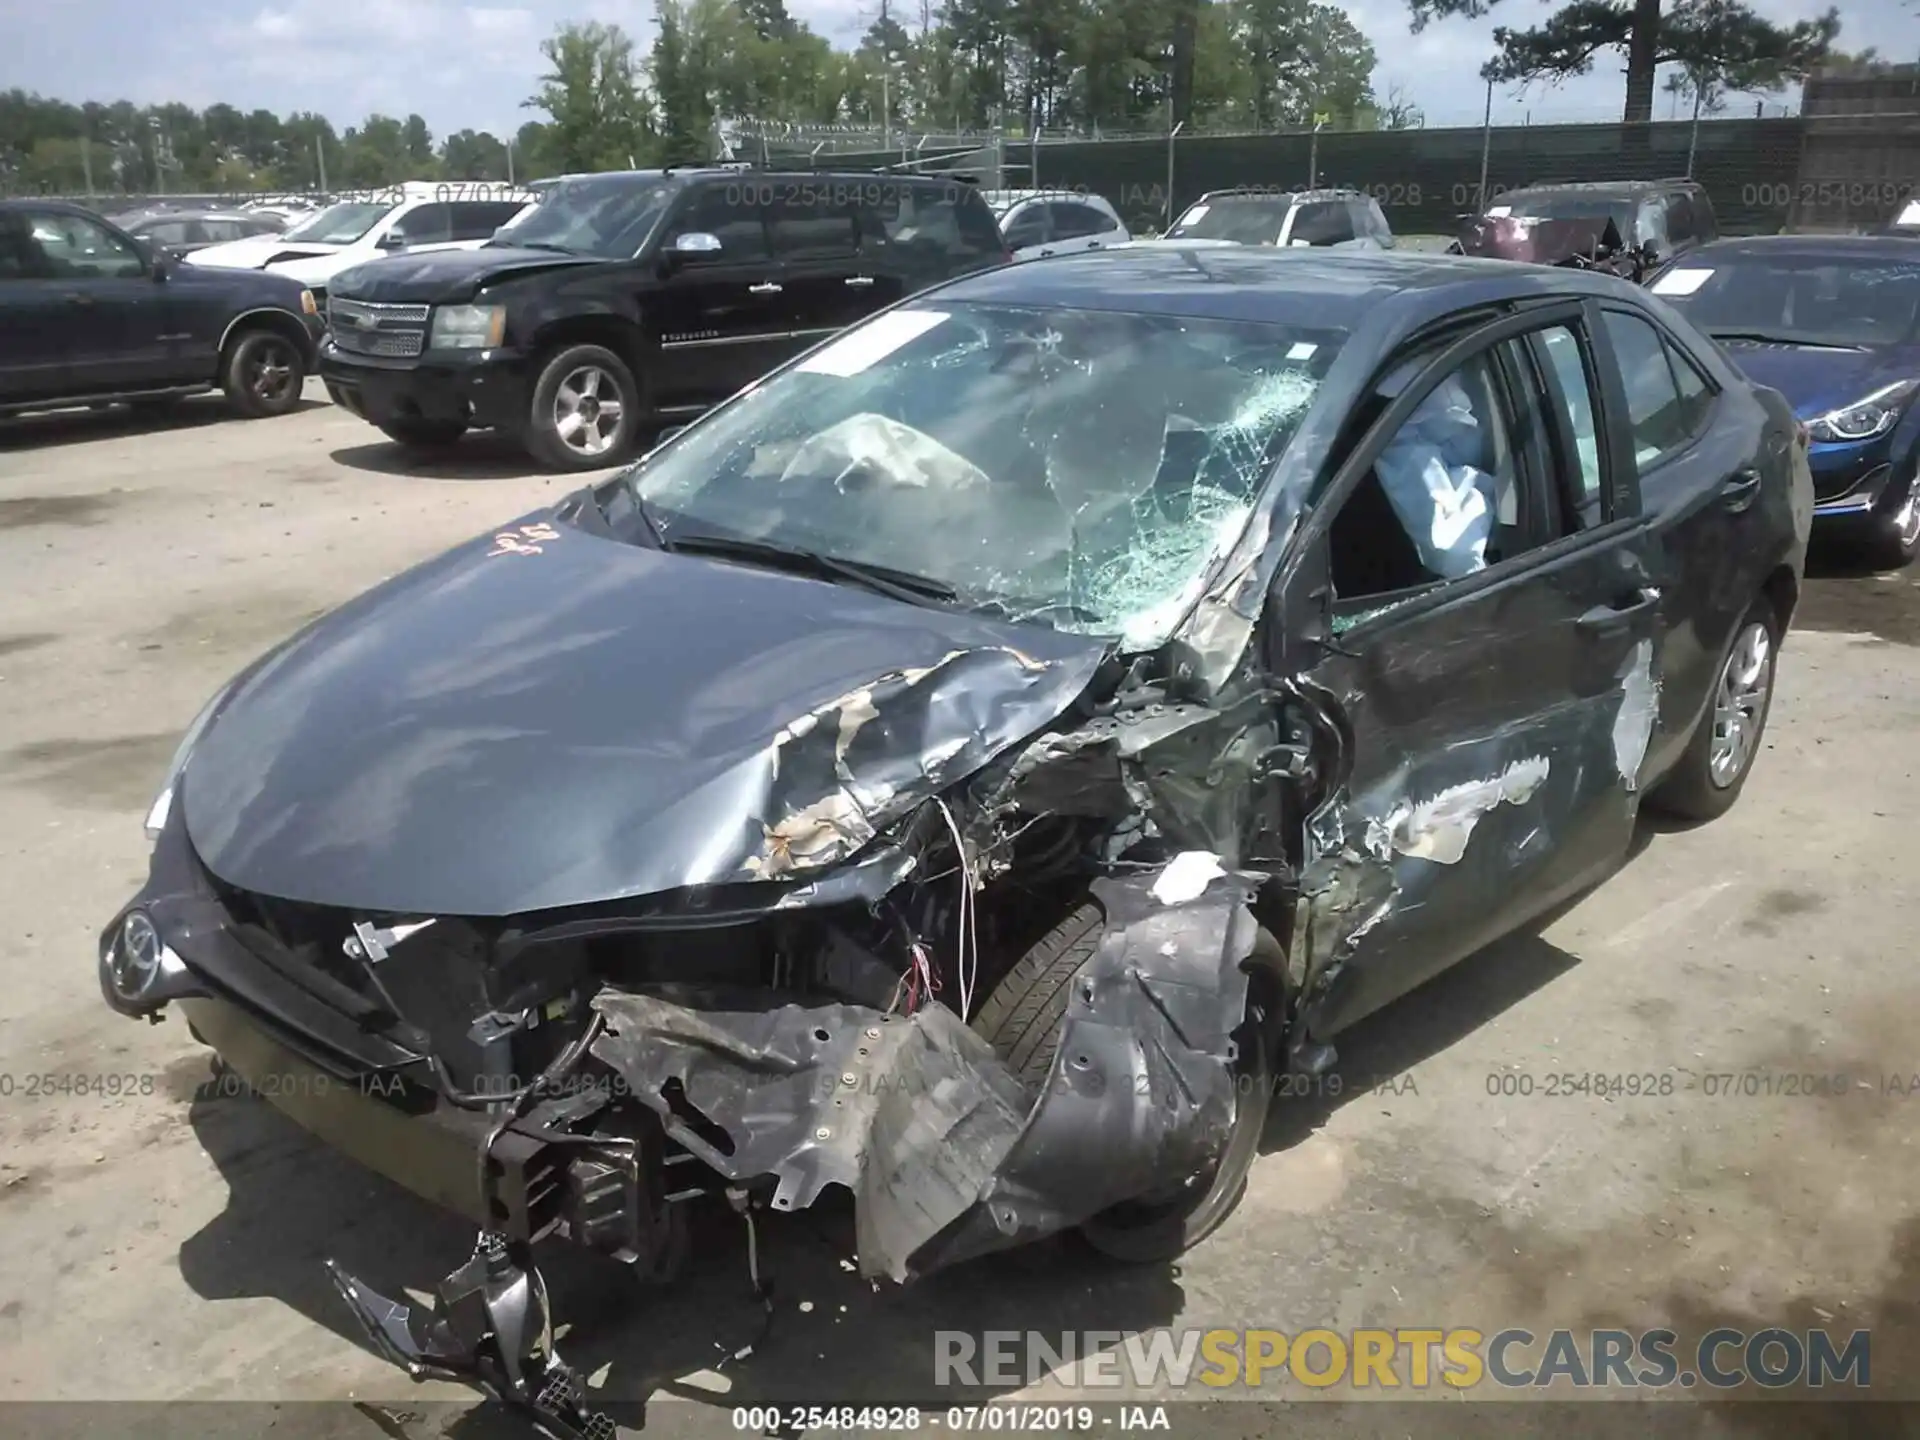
<box><xmin>6</xmin><ymin>163</ymin><xmax>1918</xmax><ymax>574</ymax></box>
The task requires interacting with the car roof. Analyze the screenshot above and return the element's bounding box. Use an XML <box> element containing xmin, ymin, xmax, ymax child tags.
<box><xmin>927</xmin><ymin>245</ymin><xmax>1635</xmax><ymax>326</ymax></box>
<box><xmin>130</xmin><ymin>208</ymin><xmax>261</xmax><ymax>223</ymax></box>
<box><xmin>1680</xmin><ymin>233</ymin><xmax>1920</xmax><ymax>262</ymax></box>
<box><xmin>1500</xmin><ymin>178</ymin><xmax>1702</xmax><ymax>200</ymax></box>
<box><xmin>1196</xmin><ymin>188</ymin><xmax>1363</xmax><ymax>205</ymax></box>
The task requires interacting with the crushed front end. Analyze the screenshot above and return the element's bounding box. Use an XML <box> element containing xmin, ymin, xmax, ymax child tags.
<box><xmin>103</xmin><ymin>694</ymin><xmax>1296</xmax><ymax>1434</ymax></box>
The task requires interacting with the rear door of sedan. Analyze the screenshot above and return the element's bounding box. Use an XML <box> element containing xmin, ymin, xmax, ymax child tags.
<box><xmin>1272</xmin><ymin>298</ymin><xmax>1664</xmax><ymax>1040</ymax></box>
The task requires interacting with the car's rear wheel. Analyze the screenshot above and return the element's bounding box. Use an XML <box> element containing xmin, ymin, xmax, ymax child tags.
<box><xmin>379</xmin><ymin>417</ymin><xmax>468</xmax><ymax>450</ymax></box>
<box><xmin>970</xmin><ymin>902</ymin><xmax>1284</xmax><ymax>1264</ymax></box>
<box><xmin>1646</xmin><ymin>595</ymin><xmax>1780</xmax><ymax>823</ymax></box>
<box><xmin>524</xmin><ymin>344</ymin><xmax>641</xmax><ymax>471</ymax></box>
<box><xmin>222</xmin><ymin>328</ymin><xmax>306</xmax><ymax>418</ymax></box>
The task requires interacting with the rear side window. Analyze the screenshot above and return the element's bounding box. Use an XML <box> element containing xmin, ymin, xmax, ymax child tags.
<box><xmin>1288</xmin><ymin>202</ymin><xmax>1356</xmax><ymax>246</ymax></box>
<box><xmin>859</xmin><ymin>183</ymin><xmax>1002</xmax><ymax>268</ymax></box>
<box><xmin>449</xmin><ymin>201</ymin><xmax>527</xmax><ymax>241</ymax></box>
<box><xmin>768</xmin><ymin>194</ymin><xmax>858</xmax><ymax>259</ymax></box>
<box><xmin>1601</xmin><ymin>310</ymin><xmax>1711</xmax><ymax>465</ymax></box>
<box><xmin>1048</xmin><ymin>201</ymin><xmax>1116</xmax><ymax>238</ymax></box>
<box><xmin>143</xmin><ymin>220</ymin><xmax>193</xmax><ymax>247</ymax></box>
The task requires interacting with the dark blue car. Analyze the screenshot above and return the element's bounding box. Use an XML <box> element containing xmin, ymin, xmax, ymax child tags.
<box><xmin>1649</xmin><ymin>234</ymin><xmax>1920</xmax><ymax>565</ymax></box>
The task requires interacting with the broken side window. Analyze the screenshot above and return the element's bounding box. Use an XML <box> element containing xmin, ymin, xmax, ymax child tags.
<box><xmin>1326</xmin><ymin>324</ymin><xmax>1595</xmax><ymax>613</ymax></box>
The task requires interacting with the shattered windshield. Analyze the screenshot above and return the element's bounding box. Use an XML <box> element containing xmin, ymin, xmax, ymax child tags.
<box><xmin>282</xmin><ymin>202</ymin><xmax>390</xmax><ymax>244</ymax></box>
<box><xmin>494</xmin><ymin>177</ymin><xmax>675</xmax><ymax>257</ymax></box>
<box><xmin>1655</xmin><ymin>255</ymin><xmax>1920</xmax><ymax>348</ymax></box>
<box><xmin>624</xmin><ymin>302</ymin><xmax>1342</xmax><ymax>647</ymax></box>
<box><xmin>1168</xmin><ymin>198</ymin><xmax>1292</xmax><ymax>244</ymax></box>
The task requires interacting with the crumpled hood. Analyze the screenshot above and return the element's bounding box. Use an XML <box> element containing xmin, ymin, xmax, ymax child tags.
<box><xmin>330</xmin><ymin>246</ymin><xmax>605</xmax><ymax>304</ymax></box>
<box><xmin>187</xmin><ymin>234</ymin><xmax>344</xmax><ymax>271</ymax></box>
<box><xmin>181</xmin><ymin>515</ymin><xmax>1108</xmax><ymax>918</ymax></box>
<box><xmin>1714</xmin><ymin>340</ymin><xmax>1919</xmax><ymax>421</ymax></box>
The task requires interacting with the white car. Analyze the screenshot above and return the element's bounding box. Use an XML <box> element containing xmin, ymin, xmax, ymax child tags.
<box><xmin>1164</xmin><ymin>188</ymin><xmax>1396</xmax><ymax>249</ymax></box>
<box><xmin>981</xmin><ymin>188</ymin><xmax>1131</xmax><ymax>262</ymax></box>
<box><xmin>186</xmin><ymin>182</ymin><xmax>538</xmax><ymax>301</ymax></box>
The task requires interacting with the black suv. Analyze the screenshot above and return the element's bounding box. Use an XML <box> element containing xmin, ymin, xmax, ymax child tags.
<box><xmin>1453</xmin><ymin>178</ymin><xmax>1719</xmax><ymax>280</ymax></box>
<box><xmin>0</xmin><ymin>200</ymin><xmax>323</xmax><ymax>421</ymax></box>
<box><xmin>319</xmin><ymin>168</ymin><xmax>1011</xmax><ymax>469</ymax></box>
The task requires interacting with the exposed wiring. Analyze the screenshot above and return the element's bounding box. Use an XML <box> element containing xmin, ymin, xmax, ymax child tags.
<box><xmin>934</xmin><ymin>798</ymin><xmax>979</xmax><ymax>1019</ymax></box>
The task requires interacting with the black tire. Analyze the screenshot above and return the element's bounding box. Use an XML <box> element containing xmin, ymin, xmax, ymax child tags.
<box><xmin>524</xmin><ymin>343</ymin><xmax>642</xmax><ymax>471</ymax></box>
<box><xmin>1646</xmin><ymin>595</ymin><xmax>1780</xmax><ymax>824</ymax></box>
<box><xmin>971</xmin><ymin>904</ymin><xmax>1285</xmax><ymax>1264</ymax></box>
<box><xmin>379</xmin><ymin>417</ymin><xmax>468</xmax><ymax>450</ymax></box>
<box><xmin>222</xmin><ymin>327</ymin><xmax>306</xmax><ymax>418</ymax></box>
<box><xmin>971</xmin><ymin>901</ymin><xmax>1106</xmax><ymax>1086</ymax></box>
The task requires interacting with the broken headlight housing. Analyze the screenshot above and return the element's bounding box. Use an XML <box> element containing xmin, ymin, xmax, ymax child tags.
<box><xmin>145</xmin><ymin>681</ymin><xmax>233</xmax><ymax>841</ymax></box>
<box><xmin>430</xmin><ymin>304</ymin><xmax>507</xmax><ymax>350</ymax></box>
<box><xmin>1807</xmin><ymin>379</ymin><xmax>1920</xmax><ymax>444</ymax></box>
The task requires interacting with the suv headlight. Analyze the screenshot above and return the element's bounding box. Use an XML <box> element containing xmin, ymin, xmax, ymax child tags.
<box><xmin>145</xmin><ymin>682</ymin><xmax>233</xmax><ymax>841</ymax></box>
<box><xmin>430</xmin><ymin>304</ymin><xmax>507</xmax><ymax>350</ymax></box>
<box><xmin>1807</xmin><ymin>379</ymin><xmax>1919</xmax><ymax>444</ymax></box>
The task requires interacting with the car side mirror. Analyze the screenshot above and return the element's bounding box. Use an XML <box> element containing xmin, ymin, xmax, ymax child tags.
<box><xmin>146</xmin><ymin>244</ymin><xmax>171</xmax><ymax>280</ymax></box>
<box><xmin>377</xmin><ymin>230</ymin><xmax>407</xmax><ymax>251</ymax></box>
<box><xmin>667</xmin><ymin>231</ymin><xmax>723</xmax><ymax>267</ymax></box>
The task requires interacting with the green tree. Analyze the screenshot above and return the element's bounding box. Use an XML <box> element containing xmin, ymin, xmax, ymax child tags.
<box><xmin>1408</xmin><ymin>0</ymin><xmax>1839</xmax><ymax>123</ymax></box>
<box><xmin>339</xmin><ymin>113</ymin><xmax>408</xmax><ymax>185</ymax></box>
<box><xmin>528</xmin><ymin>20</ymin><xmax>651</xmax><ymax>172</ymax></box>
<box><xmin>441</xmin><ymin>128</ymin><xmax>511</xmax><ymax>180</ymax></box>
<box><xmin>402</xmin><ymin>113</ymin><xmax>435</xmax><ymax>170</ymax></box>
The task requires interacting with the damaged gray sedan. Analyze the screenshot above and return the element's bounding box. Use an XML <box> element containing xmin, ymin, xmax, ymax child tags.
<box><xmin>99</xmin><ymin>247</ymin><xmax>1810</xmax><ymax>1436</ymax></box>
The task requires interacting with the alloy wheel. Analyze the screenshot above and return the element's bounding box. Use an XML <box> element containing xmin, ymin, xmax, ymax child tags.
<box><xmin>247</xmin><ymin>340</ymin><xmax>297</xmax><ymax>405</ymax></box>
<box><xmin>552</xmin><ymin>365</ymin><xmax>624</xmax><ymax>457</ymax></box>
<box><xmin>1708</xmin><ymin>620</ymin><xmax>1772</xmax><ymax>788</ymax></box>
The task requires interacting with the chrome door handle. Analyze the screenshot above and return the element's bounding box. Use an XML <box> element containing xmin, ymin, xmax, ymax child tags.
<box><xmin>1039</xmin><ymin>248</ymin><xmax>1055</xmax><ymax>257</ymax></box>
<box><xmin>748</xmin><ymin>281</ymin><xmax>783</xmax><ymax>295</ymax></box>
<box><xmin>1087</xmin><ymin>241</ymin><xmax>1102</xmax><ymax>249</ymax></box>
<box><xmin>845</xmin><ymin>275</ymin><xmax>875</xmax><ymax>287</ymax></box>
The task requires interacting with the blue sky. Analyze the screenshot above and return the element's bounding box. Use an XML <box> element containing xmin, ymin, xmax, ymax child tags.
<box><xmin>4</xmin><ymin>0</ymin><xmax>1915</xmax><ymax>139</ymax></box>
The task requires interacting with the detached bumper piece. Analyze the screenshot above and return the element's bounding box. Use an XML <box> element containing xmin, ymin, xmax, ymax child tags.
<box><xmin>331</xmin><ymin>1232</ymin><xmax>619</xmax><ymax>1440</ymax></box>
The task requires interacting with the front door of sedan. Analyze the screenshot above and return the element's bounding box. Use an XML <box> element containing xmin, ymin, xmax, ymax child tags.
<box><xmin>647</xmin><ymin>182</ymin><xmax>788</xmax><ymax>412</ymax></box>
<box><xmin>1273</xmin><ymin>303</ymin><xmax>1661</xmax><ymax>1043</ymax></box>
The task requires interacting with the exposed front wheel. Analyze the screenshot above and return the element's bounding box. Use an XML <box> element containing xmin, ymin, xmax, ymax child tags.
<box><xmin>1646</xmin><ymin>595</ymin><xmax>1780</xmax><ymax>823</ymax></box>
<box><xmin>970</xmin><ymin>905</ymin><xmax>1284</xmax><ymax>1264</ymax></box>
<box><xmin>222</xmin><ymin>328</ymin><xmax>306</xmax><ymax>418</ymax></box>
<box><xmin>525</xmin><ymin>344</ymin><xmax>642</xmax><ymax>471</ymax></box>
<box><xmin>379</xmin><ymin>417</ymin><xmax>468</xmax><ymax>450</ymax></box>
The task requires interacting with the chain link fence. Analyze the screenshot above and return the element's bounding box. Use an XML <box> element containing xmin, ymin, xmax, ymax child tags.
<box><xmin>720</xmin><ymin>106</ymin><xmax>1920</xmax><ymax>241</ymax></box>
